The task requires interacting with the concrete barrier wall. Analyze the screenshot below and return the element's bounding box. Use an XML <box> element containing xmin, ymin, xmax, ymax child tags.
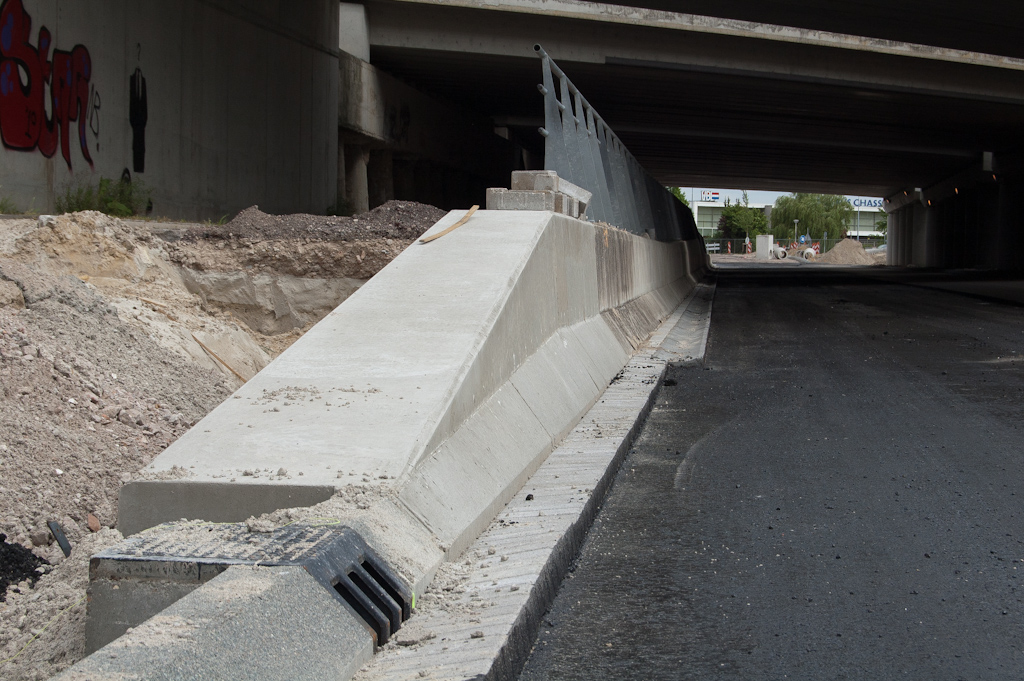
<box><xmin>0</xmin><ymin>0</ymin><xmax>338</xmax><ymax>219</ymax></box>
<box><xmin>119</xmin><ymin>209</ymin><xmax>706</xmax><ymax>594</ymax></box>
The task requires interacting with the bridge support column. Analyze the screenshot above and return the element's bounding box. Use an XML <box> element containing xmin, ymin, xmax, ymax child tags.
<box><xmin>994</xmin><ymin>159</ymin><xmax>1024</xmax><ymax>271</ymax></box>
<box><xmin>343</xmin><ymin>142</ymin><xmax>370</xmax><ymax>214</ymax></box>
<box><xmin>886</xmin><ymin>213</ymin><xmax>896</xmax><ymax>266</ymax></box>
<box><xmin>888</xmin><ymin>205</ymin><xmax>914</xmax><ymax>267</ymax></box>
<box><xmin>900</xmin><ymin>207</ymin><xmax>914</xmax><ymax>266</ymax></box>
<box><xmin>368</xmin><ymin>149</ymin><xmax>395</xmax><ymax>208</ymax></box>
<box><xmin>912</xmin><ymin>204</ymin><xmax>939</xmax><ymax>268</ymax></box>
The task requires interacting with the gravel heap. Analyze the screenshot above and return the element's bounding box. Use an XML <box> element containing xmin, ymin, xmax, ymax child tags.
<box><xmin>183</xmin><ymin>200</ymin><xmax>447</xmax><ymax>243</ymax></box>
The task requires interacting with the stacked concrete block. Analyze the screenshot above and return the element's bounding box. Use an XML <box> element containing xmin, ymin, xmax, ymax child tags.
<box><xmin>486</xmin><ymin>171</ymin><xmax>592</xmax><ymax>219</ymax></box>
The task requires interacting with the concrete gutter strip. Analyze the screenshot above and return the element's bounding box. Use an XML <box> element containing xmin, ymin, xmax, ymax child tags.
<box><xmin>353</xmin><ymin>282</ymin><xmax>715</xmax><ymax>681</ymax></box>
<box><xmin>652</xmin><ymin>282</ymin><xmax>714</xmax><ymax>364</ymax></box>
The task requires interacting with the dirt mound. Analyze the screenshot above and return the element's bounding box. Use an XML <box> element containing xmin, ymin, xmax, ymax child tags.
<box><xmin>0</xmin><ymin>267</ymin><xmax>231</xmax><ymax>547</ymax></box>
<box><xmin>188</xmin><ymin>200</ymin><xmax>446</xmax><ymax>243</ymax></box>
<box><xmin>165</xmin><ymin>201</ymin><xmax>449</xmax><ymax>308</ymax></box>
<box><xmin>817</xmin><ymin>238</ymin><xmax>877</xmax><ymax>266</ymax></box>
<box><xmin>0</xmin><ymin>202</ymin><xmax>445</xmax><ymax>679</ymax></box>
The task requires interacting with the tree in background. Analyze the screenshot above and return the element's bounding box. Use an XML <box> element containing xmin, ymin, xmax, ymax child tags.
<box><xmin>875</xmin><ymin>209</ymin><xmax>888</xmax><ymax>235</ymax></box>
<box><xmin>716</xmin><ymin>191</ymin><xmax>767</xmax><ymax>239</ymax></box>
<box><xmin>770</xmin><ymin>193</ymin><xmax>854</xmax><ymax>240</ymax></box>
<box><xmin>667</xmin><ymin>186</ymin><xmax>690</xmax><ymax>208</ymax></box>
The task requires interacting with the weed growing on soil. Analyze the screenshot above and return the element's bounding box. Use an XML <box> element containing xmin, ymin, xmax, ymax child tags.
<box><xmin>0</xmin><ymin>188</ymin><xmax>17</xmax><ymax>214</ymax></box>
<box><xmin>55</xmin><ymin>177</ymin><xmax>151</xmax><ymax>218</ymax></box>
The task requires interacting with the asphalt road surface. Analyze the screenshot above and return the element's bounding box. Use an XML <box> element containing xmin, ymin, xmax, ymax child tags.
<box><xmin>519</xmin><ymin>268</ymin><xmax>1024</xmax><ymax>680</ymax></box>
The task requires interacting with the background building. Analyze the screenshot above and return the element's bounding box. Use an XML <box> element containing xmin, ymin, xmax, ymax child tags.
<box><xmin>683</xmin><ymin>188</ymin><xmax>884</xmax><ymax>240</ymax></box>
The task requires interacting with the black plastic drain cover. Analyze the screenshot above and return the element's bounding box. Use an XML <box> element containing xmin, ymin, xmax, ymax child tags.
<box><xmin>93</xmin><ymin>522</ymin><xmax>412</xmax><ymax>646</ymax></box>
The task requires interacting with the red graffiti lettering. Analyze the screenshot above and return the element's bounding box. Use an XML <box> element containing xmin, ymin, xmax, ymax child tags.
<box><xmin>0</xmin><ymin>0</ymin><xmax>92</xmax><ymax>168</ymax></box>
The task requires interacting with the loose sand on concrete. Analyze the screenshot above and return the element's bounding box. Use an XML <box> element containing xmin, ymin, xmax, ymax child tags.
<box><xmin>0</xmin><ymin>201</ymin><xmax>443</xmax><ymax>681</ymax></box>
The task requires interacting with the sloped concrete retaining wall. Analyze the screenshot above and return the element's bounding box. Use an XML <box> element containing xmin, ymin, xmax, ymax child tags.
<box><xmin>119</xmin><ymin>209</ymin><xmax>706</xmax><ymax>595</ymax></box>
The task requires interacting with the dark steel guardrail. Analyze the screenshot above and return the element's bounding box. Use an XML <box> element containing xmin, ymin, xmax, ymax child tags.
<box><xmin>535</xmin><ymin>44</ymin><xmax>698</xmax><ymax>243</ymax></box>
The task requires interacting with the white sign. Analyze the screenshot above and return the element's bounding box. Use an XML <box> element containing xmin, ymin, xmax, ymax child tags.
<box><xmin>851</xmin><ymin>197</ymin><xmax>884</xmax><ymax>208</ymax></box>
<box><xmin>700</xmin><ymin>191</ymin><xmax>720</xmax><ymax>201</ymax></box>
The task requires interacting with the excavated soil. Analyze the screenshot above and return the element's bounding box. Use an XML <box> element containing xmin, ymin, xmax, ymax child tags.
<box><xmin>816</xmin><ymin>238</ymin><xmax>879</xmax><ymax>266</ymax></box>
<box><xmin>171</xmin><ymin>201</ymin><xmax>446</xmax><ymax>279</ymax></box>
<box><xmin>0</xmin><ymin>201</ymin><xmax>443</xmax><ymax>680</ymax></box>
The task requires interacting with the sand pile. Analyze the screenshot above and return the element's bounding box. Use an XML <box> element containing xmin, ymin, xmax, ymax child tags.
<box><xmin>8</xmin><ymin>211</ymin><xmax>275</xmax><ymax>381</ymax></box>
<box><xmin>0</xmin><ymin>201</ymin><xmax>445</xmax><ymax>680</ymax></box>
<box><xmin>817</xmin><ymin>238</ymin><xmax>877</xmax><ymax>266</ymax></box>
<box><xmin>0</xmin><ymin>268</ymin><xmax>230</xmax><ymax>680</ymax></box>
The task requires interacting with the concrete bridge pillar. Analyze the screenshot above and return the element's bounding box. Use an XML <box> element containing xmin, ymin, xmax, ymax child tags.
<box><xmin>368</xmin><ymin>150</ymin><xmax>395</xmax><ymax>208</ymax></box>
<box><xmin>911</xmin><ymin>203</ymin><xmax>932</xmax><ymax>267</ymax></box>
<box><xmin>888</xmin><ymin>206</ymin><xmax>913</xmax><ymax>267</ymax></box>
<box><xmin>886</xmin><ymin>212</ymin><xmax>897</xmax><ymax>266</ymax></box>
<box><xmin>994</xmin><ymin>162</ymin><xmax>1024</xmax><ymax>271</ymax></box>
<box><xmin>900</xmin><ymin>207</ymin><xmax>914</xmax><ymax>266</ymax></box>
<box><xmin>343</xmin><ymin>143</ymin><xmax>370</xmax><ymax>214</ymax></box>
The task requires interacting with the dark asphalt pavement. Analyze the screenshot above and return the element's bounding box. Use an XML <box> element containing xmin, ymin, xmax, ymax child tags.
<box><xmin>519</xmin><ymin>269</ymin><xmax>1024</xmax><ymax>680</ymax></box>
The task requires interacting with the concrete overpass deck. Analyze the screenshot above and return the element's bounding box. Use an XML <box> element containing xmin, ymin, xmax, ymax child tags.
<box><xmin>363</xmin><ymin>0</ymin><xmax>1024</xmax><ymax>197</ymax></box>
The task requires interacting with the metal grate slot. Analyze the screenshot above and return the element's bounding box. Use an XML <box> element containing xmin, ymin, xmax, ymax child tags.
<box><xmin>334</xmin><ymin>572</ymin><xmax>391</xmax><ymax>645</ymax></box>
<box><xmin>350</xmin><ymin>564</ymin><xmax>403</xmax><ymax>634</ymax></box>
<box><xmin>361</xmin><ymin>556</ymin><xmax>412</xmax><ymax>621</ymax></box>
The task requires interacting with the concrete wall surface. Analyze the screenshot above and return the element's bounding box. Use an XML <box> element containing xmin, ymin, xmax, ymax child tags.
<box><xmin>0</xmin><ymin>0</ymin><xmax>339</xmax><ymax>219</ymax></box>
<box><xmin>338</xmin><ymin>51</ymin><xmax>513</xmax><ymax>184</ymax></box>
<box><xmin>119</xmin><ymin>209</ymin><xmax>705</xmax><ymax>596</ymax></box>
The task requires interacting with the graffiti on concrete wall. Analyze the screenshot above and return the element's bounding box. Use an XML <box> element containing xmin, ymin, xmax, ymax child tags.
<box><xmin>0</xmin><ymin>0</ymin><xmax>94</xmax><ymax>168</ymax></box>
<box><xmin>129</xmin><ymin>44</ymin><xmax>146</xmax><ymax>172</ymax></box>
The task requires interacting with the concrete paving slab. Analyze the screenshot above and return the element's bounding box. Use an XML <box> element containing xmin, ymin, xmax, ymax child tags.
<box><xmin>57</xmin><ymin>566</ymin><xmax>374</xmax><ymax>681</ymax></box>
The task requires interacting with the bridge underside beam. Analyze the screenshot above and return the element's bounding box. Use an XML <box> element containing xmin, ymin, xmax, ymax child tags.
<box><xmin>364</xmin><ymin>0</ymin><xmax>1024</xmax><ymax>199</ymax></box>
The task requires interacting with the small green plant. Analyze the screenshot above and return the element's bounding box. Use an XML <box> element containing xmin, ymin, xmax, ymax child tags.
<box><xmin>55</xmin><ymin>176</ymin><xmax>152</xmax><ymax>217</ymax></box>
<box><xmin>0</xmin><ymin>186</ymin><xmax>17</xmax><ymax>214</ymax></box>
<box><xmin>202</xmin><ymin>214</ymin><xmax>231</xmax><ymax>226</ymax></box>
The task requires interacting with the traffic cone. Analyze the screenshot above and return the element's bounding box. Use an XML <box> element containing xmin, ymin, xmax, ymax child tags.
<box><xmin>727</xmin><ymin>241</ymin><xmax>732</xmax><ymax>254</ymax></box>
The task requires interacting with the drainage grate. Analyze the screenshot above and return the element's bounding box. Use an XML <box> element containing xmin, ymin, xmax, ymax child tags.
<box><xmin>92</xmin><ymin>522</ymin><xmax>412</xmax><ymax>649</ymax></box>
<box><xmin>314</xmin><ymin>531</ymin><xmax>413</xmax><ymax>647</ymax></box>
